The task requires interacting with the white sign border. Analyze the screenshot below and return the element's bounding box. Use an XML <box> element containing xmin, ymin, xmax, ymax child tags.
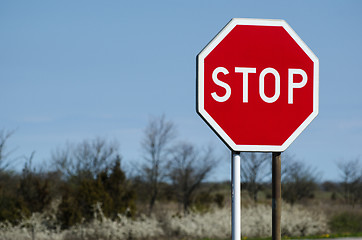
<box><xmin>197</xmin><ymin>18</ymin><xmax>319</xmax><ymax>152</ymax></box>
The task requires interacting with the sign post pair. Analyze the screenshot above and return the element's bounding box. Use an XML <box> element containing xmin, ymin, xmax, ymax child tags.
<box><xmin>197</xmin><ymin>18</ymin><xmax>319</xmax><ymax>240</ymax></box>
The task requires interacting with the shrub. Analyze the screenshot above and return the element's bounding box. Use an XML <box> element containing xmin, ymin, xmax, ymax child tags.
<box><xmin>0</xmin><ymin>203</ymin><xmax>63</xmax><ymax>240</ymax></box>
<box><xmin>214</xmin><ymin>193</ymin><xmax>225</xmax><ymax>208</ymax></box>
<box><xmin>57</xmin><ymin>159</ymin><xmax>136</xmax><ymax>228</ymax></box>
<box><xmin>329</xmin><ymin>211</ymin><xmax>362</xmax><ymax>233</ymax></box>
<box><xmin>281</xmin><ymin>204</ymin><xmax>329</xmax><ymax>237</ymax></box>
<box><xmin>0</xmin><ymin>162</ymin><xmax>54</xmax><ymax>224</ymax></box>
<box><xmin>240</xmin><ymin>203</ymin><xmax>328</xmax><ymax>237</ymax></box>
<box><xmin>0</xmin><ymin>194</ymin><xmax>27</xmax><ymax>224</ymax></box>
<box><xmin>193</xmin><ymin>191</ymin><xmax>214</xmax><ymax>213</ymax></box>
<box><xmin>165</xmin><ymin>203</ymin><xmax>328</xmax><ymax>239</ymax></box>
<box><xmin>62</xmin><ymin>203</ymin><xmax>163</xmax><ymax>240</ymax></box>
<box><xmin>164</xmin><ymin>207</ymin><xmax>230</xmax><ymax>239</ymax></box>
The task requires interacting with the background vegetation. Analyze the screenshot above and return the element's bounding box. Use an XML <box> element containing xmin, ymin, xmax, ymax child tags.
<box><xmin>0</xmin><ymin>116</ymin><xmax>361</xmax><ymax>239</ymax></box>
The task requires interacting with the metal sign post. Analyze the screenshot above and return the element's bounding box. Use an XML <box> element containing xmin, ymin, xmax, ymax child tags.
<box><xmin>232</xmin><ymin>151</ymin><xmax>241</xmax><ymax>240</ymax></box>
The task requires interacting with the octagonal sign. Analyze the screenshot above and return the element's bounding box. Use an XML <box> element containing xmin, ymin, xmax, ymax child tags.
<box><xmin>197</xmin><ymin>18</ymin><xmax>319</xmax><ymax>152</ymax></box>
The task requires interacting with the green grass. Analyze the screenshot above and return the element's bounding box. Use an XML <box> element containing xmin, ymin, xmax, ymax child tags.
<box><xmin>286</xmin><ymin>232</ymin><xmax>362</xmax><ymax>239</ymax></box>
<box><xmin>199</xmin><ymin>232</ymin><xmax>362</xmax><ymax>240</ymax></box>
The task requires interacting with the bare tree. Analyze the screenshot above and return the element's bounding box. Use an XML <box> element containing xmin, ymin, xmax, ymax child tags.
<box><xmin>141</xmin><ymin>115</ymin><xmax>176</xmax><ymax>214</ymax></box>
<box><xmin>240</xmin><ymin>152</ymin><xmax>270</xmax><ymax>202</ymax></box>
<box><xmin>168</xmin><ymin>143</ymin><xmax>216</xmax><ymax>214</ymax></box>
<box><xmin>52</xmin><ymin>137</ymin><xmax>120</xmax><ymax>180</ymax></box>
<box><xmin>281</xmin><ymin>156</ymin><xmax>320</xmax><ymax>204</ymax></box>
<box><xmin>0</xmin><ymin>129</ymin><xmax>16</xmax><ymax>171</ymax></box>
<box><xmin>337</xmin><ymin>158</ymin><xmax>361</xmax><ymax>206</ymax></box>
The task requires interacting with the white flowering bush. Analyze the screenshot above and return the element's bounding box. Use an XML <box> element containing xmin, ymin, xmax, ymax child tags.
<box><xmin>241</xmin><ymin>203</ymin><xmax>329</xmax><ymax>237</ymax></box>
<box><xmin>0</xmin><ymin>212</ymin><xmax>64</xmax><ymax>240</ymax></box>
<box><xmin>281</xmin><ymin>204</ymin><xmax>329</xmax><ymax>237</ymax></box>
<box><xmin>0</xmin><ymin>202</ymin><xmax>328</xmax><ymax>240</ymax></box>
<box><xmin>164</xmin><ymin>209</ymin><xmax>231</xmax><ymax>239</ymax></box>
<box><xmin>62</xmin><ymin>215</ymin><xmax>164</xmax><ymax>240</ymax></box>
<box><xmin>164</xmin><ymin>203</ymin><xmax>328</xmax><ymax>239</ymax></box>
<box><xmin>62</xmin><ymin>202</ymin><xmax>164</xmax><ymax>240</ymax></box>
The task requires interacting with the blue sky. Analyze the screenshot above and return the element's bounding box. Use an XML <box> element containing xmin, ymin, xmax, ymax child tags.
<box><xmin>1</xmin><ymin>0</ymin><xmax>361</xmax><ymax>181</ymax></box>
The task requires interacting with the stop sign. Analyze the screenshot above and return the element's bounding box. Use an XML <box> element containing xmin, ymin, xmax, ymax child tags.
<box><xmin>197</xmin><ymin>18</ymin><xmax>319</xmax><ymax>152</ymax></box>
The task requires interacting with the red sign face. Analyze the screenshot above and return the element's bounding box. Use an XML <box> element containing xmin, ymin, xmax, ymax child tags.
<box><xmin>197</xmin><ymin>19</ymin><xmax>319</xmax><ymax>152</ymax></box>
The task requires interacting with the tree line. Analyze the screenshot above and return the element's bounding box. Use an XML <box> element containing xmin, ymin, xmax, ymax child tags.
<box><xmin>0</xmin><ymin>116</ymin><xmax>217</xmax><ymax>227</ymax></box>
<box><xmin>241</xmin><ymin>151</ymin><xmax>362</xmax><ymax>206</ymax></box>
<box><xmin>0</xmin><ymin>116</ymin><xmax>361</xmax><ymax>228</ymax></box>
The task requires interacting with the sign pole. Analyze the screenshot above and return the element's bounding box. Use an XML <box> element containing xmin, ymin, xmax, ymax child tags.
<box><xmin>232</xmin><ymin>151</ymin><xmax>241</xmax><ymax>240</ymax></box>
<box><xmin>272</xmin><ymin>152</ymin><xmax>281</xmax><ymax>240</ymax></box>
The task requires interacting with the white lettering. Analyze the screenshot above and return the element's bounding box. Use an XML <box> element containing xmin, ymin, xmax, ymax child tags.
<box><xmin>211</xmin><ymin>67</ymin><xmax>231</xmax><ymax>102</ymax></box>
<box><xmin>288</xmin><ymin>69</ymin><xmax>307</xmax><ymax>104</ymax></box>
<box><xmin>259</xmin><ymin>68</ymin><xmax>280</xmax><ymax>103</ymax></box>
<box><xmin>211</xmin><ymin>66</ymin><xmax>307</xmax><ymax>104</ymax></box>
<box><xmin>235</xmin><ymin>67</ymin><xmax>256</xmax><ymax>103</ymax></box>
